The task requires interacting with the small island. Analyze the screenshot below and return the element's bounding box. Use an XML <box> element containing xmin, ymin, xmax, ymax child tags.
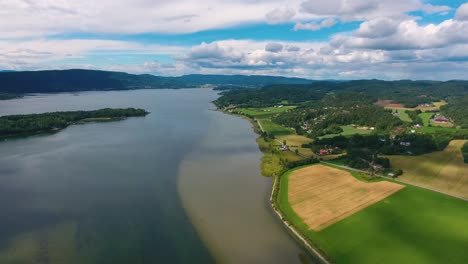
<box><xmin>0</xmin><ymin>108</ymin><xmax>149</xmax><ymax>139</ymax></box>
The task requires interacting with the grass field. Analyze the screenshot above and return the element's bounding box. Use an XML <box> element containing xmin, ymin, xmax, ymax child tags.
<box><xmin>237</xmin><ymin>106</ymin><xmax>295</xmax><ymax>119</ymax></box>
<box><xmin>287</xmin><ymin>165</ymin><xmax>403</xmax><ymax>230</ymax></box>
<box><xmin>277</xmin><ymin>164</ymin><xmax>468</xmax><ymax>264</ymax></box>
<box><xmin>388</xmin><ymin>140</ymin><xmax>468</xmax><ymax>199</ymax></box>
<box><xmin>319</xmin><ymin>125</ymin><xmax>372</xmax><ymax>139</ymax></box>
<box><xmin>258</xmin><ymin>119</ymin><xmax>293</xmax><ymax>136</ymax></box>
<box><xmin>418</xmin><ymin>112</ymin><xmax>434</xmax><ymax>126</ymax></box>
<box><xmin>393</xmin><ymin>109</ymin><xmax>412</xmax><ymax>122</ymax></box>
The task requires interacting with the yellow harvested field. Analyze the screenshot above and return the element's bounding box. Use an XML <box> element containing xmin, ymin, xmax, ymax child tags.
<box><xmin>278</xmin><ymin>134</ymin><xmax>312</xmax><ymax>147</ymax></box>
<box><xmin>388</xmin><ymin>140</ymin><xmax>468</xmax><ymax>199</ymax></box>
<box><xmin>288</xmin><ymin>165</ymin><xmax>404</xmax><ymax>231</ymax></box>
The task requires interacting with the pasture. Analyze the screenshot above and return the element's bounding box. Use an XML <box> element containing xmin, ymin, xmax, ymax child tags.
<box><xmin>258</xmin><ymin>119</ymin><xmax>293</xmax><ymax>136</ymax></box>
<box><xmin>392</xmin><ymin>109</ymin><xmax>412</xmax><ymax>122</ymax></box>
<box><xmin>237</xmin><ymin>106</ymin><xmax>295</xmax><ymax>119</ymax></box>
<box><xmin>418</xmin><ymin>112</ymin><xmax>434</xmax><ymax>126</ymax></box>
<box><xmin>388</xmin><ymin>140</ymin><xmax>468</xmax><ymax>199</ymax></box>
<box><xmin>277</xmin><ymin>164</ymin><xmax>468</xmax><ymax>264</ymax></box>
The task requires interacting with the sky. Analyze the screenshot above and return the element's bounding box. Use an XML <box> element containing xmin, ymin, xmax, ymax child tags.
<box><xmin>1</xmin><ymin>0</ymin><xmax>468</xmax><ymax>80</ymax></box>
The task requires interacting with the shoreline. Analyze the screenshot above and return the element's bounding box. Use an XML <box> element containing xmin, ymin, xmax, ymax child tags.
<box><xmin>219</xmin><ymin>107</ymin><xmax>332</xmax><ymax>263</ymax></box>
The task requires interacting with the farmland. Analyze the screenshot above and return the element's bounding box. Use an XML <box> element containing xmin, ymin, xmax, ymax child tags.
<box><xmin>392</xmin><ymin>109</ymin><xmax>412</xmax><ymax>122</ymax></box>
<box><xmin>276</xmin><ymin>164</ymin><xmax>468</xmax><ymax>264</ymax></box>
<box><xmin>258</xmin><ymin>119</ymin><xmax>293</xmax><ymax>136</ymax></box>
<box><xmin>236</xmin><ymin>106</ymin><xmax>295</xmax><ymax>119</ymax></box>
<box><xmin>286</xmin><ymin>165</ymin><xmax>403</xmax><ymax>230</ymax></box>
<box><xmin>388</xmin><ymin>140</ymin><xmax>468</xmax><ymax>199</ymax></box>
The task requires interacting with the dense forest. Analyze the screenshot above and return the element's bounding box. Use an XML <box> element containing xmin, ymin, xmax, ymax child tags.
<box><xmin>214</xmin><ymin>86</ymin><xmax>331</xmax><ymax>108</ymax></box>
<box><xmin>215</xmin><ymin>80</ymin><xmax>468</xmax><ymax>108</ymax></box>
<box><xmin>0</xmin><ymin>108</ymin><xmax>148</xmax><ymax>138</ymax></box>
<box><xmin>441</xmin><ymin>95</ymin><xmax>468</xmax><ymax>128</ymax></box>
<box><xmin>0</xmin><ymin>70</ymin><xmax>312</xmax><ymax>95</ymax></box>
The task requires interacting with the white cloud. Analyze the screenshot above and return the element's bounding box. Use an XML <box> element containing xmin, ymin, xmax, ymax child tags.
<box><xmin>294</xmin><ymin>18</ymin><xmax>336</xmax><ymax>31</ymax></box>
<box><xmin>0</xmin><ymin>0</ymin><xmax>306</xmax><ymax>38</ymax></box>
<box><xmin>332</xmin><ymin>18</ymin><xmax>468</xmax><ymax>50</ymax></box>
<box><xmin>266</xmin><ymin>7</ymin><xmax>296</xmax><ymax>24</ymax></box>
<box><xmin>456</xmin><ymin>2</ymin><xmax>468</xmax><ymax>21</ymax></box>
<box><xmin>299</xmin><ymin>0</ymin><xmax>450</xmax><ymax>21</ymax></box>
<box><xmin>265</xmin><ymin>43</ymin><xmax>284</xmax><ymax>53</ymax></box>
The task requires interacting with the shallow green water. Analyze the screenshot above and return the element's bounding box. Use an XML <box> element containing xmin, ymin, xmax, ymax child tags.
<box><xmin>0</xmin><ymin>89</ymin><xmax>309</xmax><ymax>263</ymax></box>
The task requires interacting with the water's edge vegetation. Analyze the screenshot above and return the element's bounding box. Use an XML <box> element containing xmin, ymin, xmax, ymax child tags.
<box><xmin>0</xmin><ymin>108</ymin><xmax>148</xmax><ymax>140</ymax></box>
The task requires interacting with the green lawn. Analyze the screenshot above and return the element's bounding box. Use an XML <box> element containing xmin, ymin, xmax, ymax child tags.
<box><xmin>418</xmin><ymin>112</ymin><xmax>434</xmax><ymax>126</ymax></box>
<box><xmin>319</xmin><ymin>125</ymin><xmax>372</xmax><ymax>139</ymax></box>
<box><xmin>394</xmin><ymin>109</ymin><xmax>412</xmax><ymax>122</ymax></box>
<box><xmin>258</xmin><ymin>119</ymin><xmax>293</xmax><ymax>136</ymax></box>
<box><xmin>276</xmin><ymin>165</ymin><xmax>468</xmax><ymax>264</ymax></box>
<box><xmin>237</xmin><ymin>106</ymin><xmax>295</xmax><ymax>119</ymax></box>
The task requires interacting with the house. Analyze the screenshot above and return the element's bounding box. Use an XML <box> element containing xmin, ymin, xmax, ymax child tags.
<box><xmin>279</xmin><ymin>144</ymin><xmax>289</xmax><ymax>151</ymax></box>
<box><xmin>319</xmin><ymin>149</ymin><xmax>330</xmax><ymax>156</ymax></box>
<box><xmin>434</xmin><ymin>117</ymin><xmax>449</xmax><ymax>123</ymax></box>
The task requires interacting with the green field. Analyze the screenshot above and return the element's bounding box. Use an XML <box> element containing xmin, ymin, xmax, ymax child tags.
<box><xmin>418</xmin><ymin>112</ymin><xmax>434</xmax><ymax>126</ymax></box>
<box><xmin>237</xmin><ymin>106</ymin><xmax>295</xmax><ymax>119</ymax></box>
<box><xmin>319</xmin><ymin>125</ymin><xmax>372</xmax><ymax>139</ymax></box>
<box><xmin>276</xmin><ymin>165</ymin><xmax>468</xmax><ymax>264</ymax></box>
<box><xmin>393</xmin><ymin>109</ymin><xmax>412</xmax><ymax>122</ymax></box>
<box><xmin>258</xmin><ymin>119</ymin><xmax>293</xmax><ymax>136</ymax></box>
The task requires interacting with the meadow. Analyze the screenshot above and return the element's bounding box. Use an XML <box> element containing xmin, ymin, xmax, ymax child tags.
<box><xmin>388</xmin><ymin>140</ymin><xmax>468</xmax><ymax>199</ymax></box>
<box><xmin>392</xmin><ymin>109</ymin><xmax>412</xmax><ymax>122</ymax></box>
<box><xmin>276</xmin><ymin>164</ymin><xmax>468</xmax><ymax>264</ymax></box>
<box><xmin>319</xmin><ymin>125</ymin><xmax>372</xmax><ymax>139</ymax></box>
<box><xmin>258</xmin><ymin>119</ymin><xmax>293</xmax><ymax>136</ymax></box>
<box><xmin>237</xmin><ymin>106</ymin><xmax>295</xmax><ymax>119</ymax></box>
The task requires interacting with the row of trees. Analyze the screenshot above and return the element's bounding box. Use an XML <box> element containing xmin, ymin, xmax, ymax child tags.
<box><xmin>463</xmin><ymin>142</ymin><xmax>468</xmax><ymax>164</ymax></box>
<box><xmin>0</xmin><ymin>108</ymin><xmax>148</xmax><ymax>137</ymax></box>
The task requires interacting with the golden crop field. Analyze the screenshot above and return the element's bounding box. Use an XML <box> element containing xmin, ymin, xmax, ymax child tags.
<box><xmin>288</xmin><ymin>165</ymin><xmax>404</xmax><ymax>231</ymax></box>
<box><xmin>388</xmin><ymin>140</ymin><xmax>468</xmax><ymax>199</ymax></box>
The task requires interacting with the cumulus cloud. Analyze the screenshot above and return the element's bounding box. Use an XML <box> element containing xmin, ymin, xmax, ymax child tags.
<box><xmin>332</xmin><ymin>18</ymin><xmax>468</xmax><ymax>50</ymax></box>
<box><xmin>266</xmin><ymin>7</ymin><xmax>296</xmax><ymax>24</ymax></box>
<box><xmin>299</xmin><ymin>0</ymin><xmax>450</xmax><ymax>21</ymax></box>
<box><xmin>456</xmin><ymin>2</ymin><xmax>468</xmax><ymax>21</ymax></box>
<box><xmin>0</xmin><ymin>0</ymin><xmax>308</xmax><ymax>38</ymax></box>
<box><xmin>294</xmin><ymin>18</ymin><xmax>336</xmax><ymax>31</ymax></box>
<box><xmin>265</xmin><ymin>43</ymin><xmax>284</xmax><ymax>53</ymax></box>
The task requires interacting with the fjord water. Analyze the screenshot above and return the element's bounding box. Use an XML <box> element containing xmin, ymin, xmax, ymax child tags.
<box><xmin>0</xmin><ymin>89</ymin><xmax>306</xmax><ymax>263</ymax></box>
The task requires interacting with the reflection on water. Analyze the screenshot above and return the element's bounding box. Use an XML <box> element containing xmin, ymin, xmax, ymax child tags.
<box><xmin>0</xmin><ymin>89</ymin><xmax>310</xmax><ymax>264</ymax></box>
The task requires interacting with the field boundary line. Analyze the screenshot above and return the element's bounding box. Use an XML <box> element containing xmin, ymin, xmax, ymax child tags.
<box><xmin>321</xmin><ymin>161</ymin><xmax>468</xmax><ymax>202</ymax></box>
<box><xmin>270</xmin><ymin>176</ymin><xmax>332</xmax><ymax>264</ymax></box>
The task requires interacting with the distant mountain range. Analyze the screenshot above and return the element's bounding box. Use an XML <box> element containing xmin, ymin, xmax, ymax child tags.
<box><xmin>0</xmin><ymin>69</ymin><xmax>313</xmax><ymax>94</ymax></box>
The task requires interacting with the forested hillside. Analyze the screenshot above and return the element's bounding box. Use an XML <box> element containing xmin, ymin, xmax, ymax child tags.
<box><xmin>441</xmin><ymin>95</ymin><xmax>468</xmax><ymax>128</ymax></box>
<box><xmin>215</xmin><ymin>80</ymin><xmax>468</xmax><ymax>108</ymax></box>
<box><xmin>0</xmin><ymin>70</ymin><xmax>312</xmax><ymax>95</ymax></box>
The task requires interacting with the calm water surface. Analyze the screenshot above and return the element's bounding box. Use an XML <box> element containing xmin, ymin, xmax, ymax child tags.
<box><xmin>0</xmin><ymin>89</ymin><xmax>308</xmax><ymax>263</ymax></box>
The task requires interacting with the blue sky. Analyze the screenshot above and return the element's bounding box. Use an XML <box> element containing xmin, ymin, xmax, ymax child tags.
<box><xmin>1</xmin><ymin>0</ymin><xmax>468</xmax><ymax>80</ymax></box>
